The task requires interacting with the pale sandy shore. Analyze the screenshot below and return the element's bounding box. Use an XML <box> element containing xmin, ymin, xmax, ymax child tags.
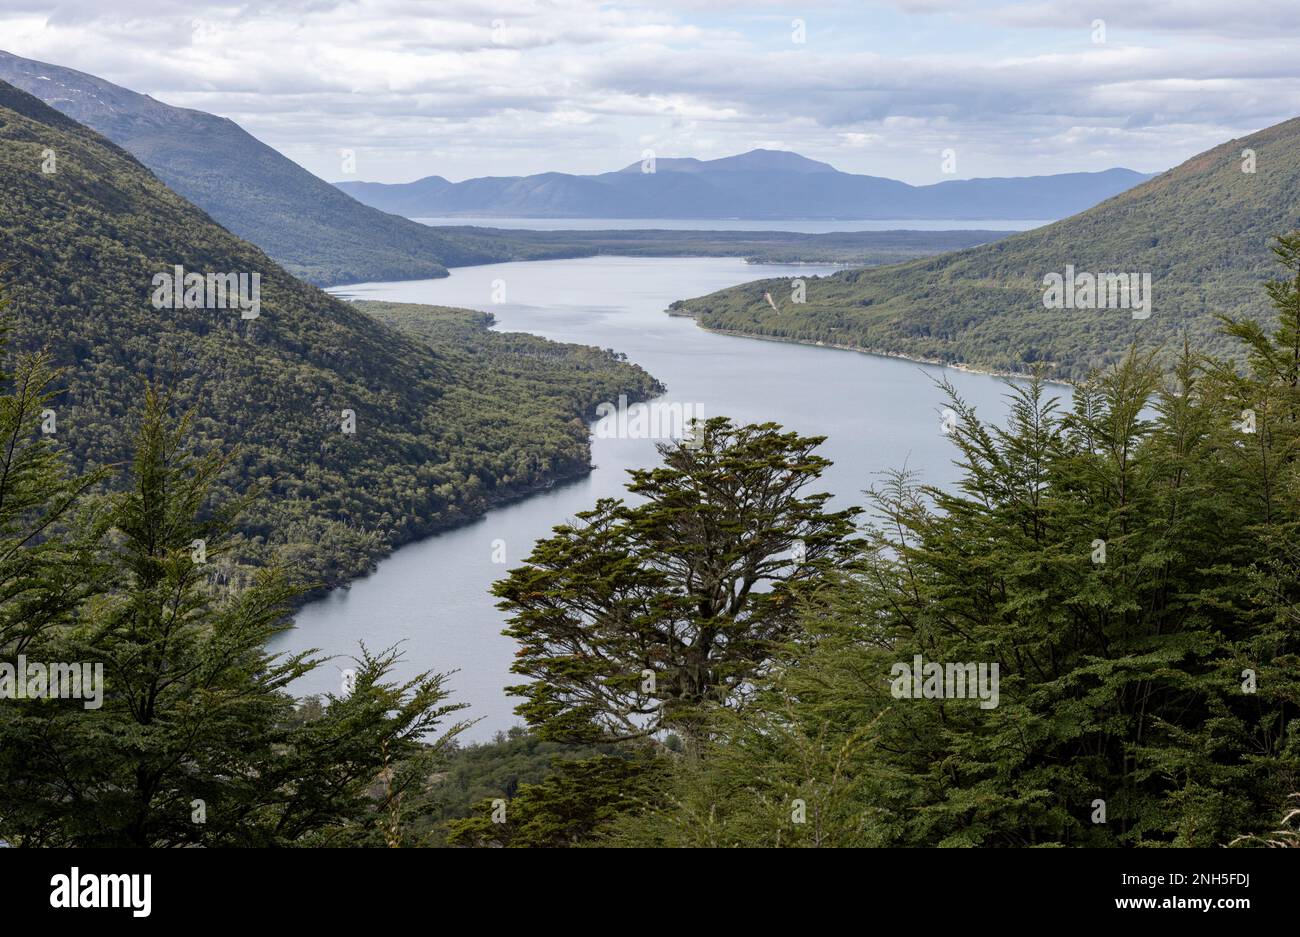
<box><xmin>665</xmin><ymin>309</ymin><xmax>1075</xmax><ymax>387</ymax></box>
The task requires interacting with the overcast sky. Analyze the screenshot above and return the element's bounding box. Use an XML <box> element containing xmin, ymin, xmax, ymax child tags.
<box><xmin>2</xmin><ymin>0</ymin><xmax>1298</xmax><ymax>184</ymax></box>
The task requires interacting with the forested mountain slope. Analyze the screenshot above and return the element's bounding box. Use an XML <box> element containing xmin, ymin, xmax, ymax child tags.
<box><xmin>671</xmin><ymin>118</ymin><xmax>1300</xmax><ymax>380</ymax></box>
<box><xmin>0</xmin><ymin>79</ymin><xmax>659</xmax><ymax>594</ymax></box>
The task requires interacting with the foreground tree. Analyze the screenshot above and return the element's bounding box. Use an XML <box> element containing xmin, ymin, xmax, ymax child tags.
<box><xmin>495</xmin><ymin>417</ymin><xmax>860</xmax><ymax>743</ymax></box>
<box><xmin>445</xmin><ymin>752</ymin><xmax>669</xmax><ymax>847</ymax></box>
<box><xmin>0</xmin><ymin>283</ymin><xmax>114</xmax><ymax>841</ymax></box>
<box><xmin>0</xmin><ymin>380</ymin><xmax>469</xmax><ymax>846</ymax></box>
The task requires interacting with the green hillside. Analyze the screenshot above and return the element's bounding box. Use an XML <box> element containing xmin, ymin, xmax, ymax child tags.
<box><xmin>0</xmin><ymin>79</ymin><xmax>660</xmax><ymax>595</ymax></box>
<box><xmin>671</xmin><ymin>117</ymin><xmax>1300</xmax><ymax>380</ymax></box>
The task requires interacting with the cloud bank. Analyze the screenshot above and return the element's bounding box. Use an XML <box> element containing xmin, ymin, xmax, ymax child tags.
<box><xmin>1</xmin><ymin>0</ymin><xmax>1295</xmax><ymax>184</ymax></box>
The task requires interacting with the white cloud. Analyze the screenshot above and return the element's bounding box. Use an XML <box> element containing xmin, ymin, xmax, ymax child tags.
<box><xmin>0</xmin><ymin>0</ymin><xmax>1296</xmax><ymax>184</ymax></box>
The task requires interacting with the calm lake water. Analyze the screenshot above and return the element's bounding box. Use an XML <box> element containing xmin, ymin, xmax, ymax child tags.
<box><xmin>268</xmin><ymin>256</ymin><xmax>1055</xmax><ymax>740</ymax></box>
<box><xmin>416</xmin><ymin>216</ymin><xmax>1048</xmax><ymax>233</ymax></box>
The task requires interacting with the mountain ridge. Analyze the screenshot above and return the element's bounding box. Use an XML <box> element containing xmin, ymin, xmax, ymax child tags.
<box><xmin>0</xmin><ymin>49</ymin><xmax>519</xmax><ymax>286</ymax></box>
<box><xmin>615</xmin><ymin>149</ymin><xmax>839</xmax><ymax>174</ymax></box>
<box><xmin>336</xmin><ymin>150</ymin><xmax>1153</xmax><ymax>221</ymax></box>
<box><xmin>0</xmin><ymin>50</ymin><xmax>1054</xmax><ymax>281</ymax></box>
<box><xmin>0</xmin><ymin>50</ymin><xmax>1158</xmax><ymax>284</ymax></box>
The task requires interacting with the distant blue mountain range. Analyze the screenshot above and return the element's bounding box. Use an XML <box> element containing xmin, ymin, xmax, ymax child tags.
<box><xmin>336</xmin><ymin>150</ymin><xmax>1154</xmax><ymax>221</ymax></box>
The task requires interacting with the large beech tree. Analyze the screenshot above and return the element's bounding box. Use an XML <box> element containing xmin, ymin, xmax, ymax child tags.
<box><xmin>494</xmin><ymin>417</ymin><xmax>860</xmax><ymax>742</ymax></box>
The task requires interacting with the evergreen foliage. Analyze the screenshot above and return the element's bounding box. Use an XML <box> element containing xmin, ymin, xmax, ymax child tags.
<box><xmin>0</xmin><ymin>304</ymin><xmax>470</xmax><ymax>845</ymax></box>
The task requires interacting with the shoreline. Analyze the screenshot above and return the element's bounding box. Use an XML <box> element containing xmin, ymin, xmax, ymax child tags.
<box><xmin>285</xmin><ymin>386</ymin><xmax>660</xmax><ymax>614</ymax></box>
<box><xmin>666</xmin><ymin>311</ymin><xmax>1075</xmax><ymax>388</ymax></box>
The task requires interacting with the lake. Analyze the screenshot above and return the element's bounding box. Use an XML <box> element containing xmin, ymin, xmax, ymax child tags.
<box><xmin>416</xmin><ymin>217</ymin><xmax>1049</xmax><ymax>233</ymax></box>
<box><xmin>268</xmin><ymin>256</ymin><xmax>1054</xmax><ymax>740</ymax></box>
